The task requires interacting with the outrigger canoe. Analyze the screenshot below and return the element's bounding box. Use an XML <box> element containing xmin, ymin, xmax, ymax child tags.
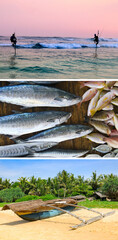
<box><xmin>2</xmin><ymin>198</ymin><xmax>115</xmax><ymax>229</ymax></box>
<box><xmin>2</xmin><ymin>198</ymin><xmax>77</xmax><ymax>221</ymax></box>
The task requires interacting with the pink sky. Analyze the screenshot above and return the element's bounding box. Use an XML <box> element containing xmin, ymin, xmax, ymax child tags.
<box><xmin>0</xmin><ymin>0</ymin><xmax>118</xmax><ymax>37</ymax></box>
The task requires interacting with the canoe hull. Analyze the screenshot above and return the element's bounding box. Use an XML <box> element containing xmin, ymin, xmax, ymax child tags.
<box><xmin>18</xmin><ymin>206</ymin><xmax>75</xmax><ymax>221</ymax></box>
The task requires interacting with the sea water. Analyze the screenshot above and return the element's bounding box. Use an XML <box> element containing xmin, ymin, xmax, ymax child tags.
<box><xmin>0</xmin><ymin>36</ymin><xmax>118</xmax><ymax>79</ymax></box>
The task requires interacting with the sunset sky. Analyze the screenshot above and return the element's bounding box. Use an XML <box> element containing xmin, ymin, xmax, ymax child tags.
<box><xmin>0</xmin><ymin>0</ymin><xmax>118</xmax><ymax>37</ymax></box>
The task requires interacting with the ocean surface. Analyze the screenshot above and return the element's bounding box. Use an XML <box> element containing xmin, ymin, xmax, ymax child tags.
<box><xmin>0</xmin><ymin>36</ymin><xmax>118</xmax><ymax>79</ymax></box>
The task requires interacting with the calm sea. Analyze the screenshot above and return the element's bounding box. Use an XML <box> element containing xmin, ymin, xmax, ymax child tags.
<box><xmin>0</xmin><ymin>36</ymin><xmax>118</xmax><ymax>79</ymax></box>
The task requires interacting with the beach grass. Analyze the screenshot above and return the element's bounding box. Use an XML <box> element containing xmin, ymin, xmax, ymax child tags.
<box><xmin>0</xmin><ymin>202</ymin><xmax>12</xmax><ymax>207</ymax></box>
<box><xmin>78</xmin><ymin>199</ymin><xmax>118</xmax><ymax>209</ymax></box>
<box><xmin>0</xmin><ymin>199</ymin><xmax>118</xmax><ymax>209</ymax></box>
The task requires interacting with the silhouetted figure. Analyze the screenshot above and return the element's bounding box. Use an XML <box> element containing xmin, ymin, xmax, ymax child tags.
<box><xmin>10</xmin><ymin>33</ymin><xmax>17</xmax><ymax>47</ymax></box>
<box><xmin>94</xmin><ymin>31</ymin><xmax>99</xmax><ymax>47</ymax></box>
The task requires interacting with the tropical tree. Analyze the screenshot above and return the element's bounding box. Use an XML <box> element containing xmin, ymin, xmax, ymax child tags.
<box><xmin>18</xmin><ymin>177</ymin><xmax>31</xmax><ymax>194</ymax></box>
<box><xmin>102</xmin><ymin>175</ymin><xmax>118</xmax><ymax>199</ymax></box>
<box><xmin>89</xmin><ymin>172</ymin><xmax>103</xmax><ymax>190</ymax></box>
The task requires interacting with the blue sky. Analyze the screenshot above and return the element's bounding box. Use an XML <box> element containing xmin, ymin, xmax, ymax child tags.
<box><xmin>0</xmin><ymin>159</ymin><xmax>117</xmax><ymax>181</ymax></box>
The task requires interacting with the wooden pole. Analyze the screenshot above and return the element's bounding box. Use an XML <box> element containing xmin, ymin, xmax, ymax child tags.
<box><xmin>64</xmin><ymin>203</ymin><xmax>104</xmax><ymax>216</ymax></box>
<box><xmin>42</xmin><ymin>204</ymin><xmax>85</xmax><ymax>223</ymax></box>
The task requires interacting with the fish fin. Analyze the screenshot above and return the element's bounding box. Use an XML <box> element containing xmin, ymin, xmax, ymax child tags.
<box><xmin>12</xmin><ymin>137</ymin><xmax>26</xmax><ymax>144</ymax></box>
<box><xmin>54</xmin><ymin>97</ymin><xmax>63</xmax><ymax>102</ymax></box>
<box><xmin>24</xmin><ymin>146</ymin><xmax>35</xmax><ymax>155</ymax></box>
<box><xmin>79</xmin><ymin>82</ymin><xmax>85</xmax><ymax>89</ymax></box>
<box><xmin>12</xmin><ymin>110</ymin><xmax>22</xmax><ymax>114</ymax></box>
<box><xmin>30</xmin><ymin>146</ymin><xmax>40</xmax><ymax>152</ymax></box>
<box><xmin>7</xmin><ymin>135</ymin><xmax>19</xmax><ymax>140</ymax></box>
<box><xmin>47</xmin><ymin>119</ymin><xmax>55</xmax><ymax>123</ymax></box>
<box><xmin>76</xmin><ymin>130</ymin><xmax>81</xmax><ymax>134</ymax></box>
<box><xmin>82</xmin><ymin>135</ymin><xmax>87</xmax><ymax>139</ymax></box>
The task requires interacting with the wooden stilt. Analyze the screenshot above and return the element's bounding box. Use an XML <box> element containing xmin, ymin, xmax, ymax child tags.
<box><xmin>70</xmin><ymin>208</ymin><xmax>115</xmax><ymax>230</ymax></box>
<box><xmin>65</xmin><ymin>203</ymin><xmax>104</xmax><ymax>216</ymax></box>
<box><xmin>42</xmin><ymin>203</ymin><xmax>115</xmax><ymax>230</ymax></box>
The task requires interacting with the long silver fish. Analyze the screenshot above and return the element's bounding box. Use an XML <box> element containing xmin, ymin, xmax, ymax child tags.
<box><xmin>0</xmin><ymin>111</ymin><xmax>71</xmax><ymax>138</ymax></box>
<box><xmin>0</xmin><ymin>85</ymin><xmax>81</xmax><ymax>107</ymax></box>
<box><xmin>26</xmin><ymin>125</ymin><xmax>93</xmax><ymax>143</ymax></box>
<box><xmin>7</xmin><ymin>80</ymin><xmax>61</xmax><ymax>85</ymax></box>
<box><xmin>0</xmin><ymin>142</ymin><xmax>57</xmax><ymax>158</ymax></box>
<box><xmin>29</xmin><ymin>149</ymin><xmax>89</xmax><ymax>158</ymax></box>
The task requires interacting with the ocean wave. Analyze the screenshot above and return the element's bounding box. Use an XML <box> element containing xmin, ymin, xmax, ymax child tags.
<box><xmin>16</xmin><ymin>43</ymin><xmax>98</xmax><ymax>49</ymax></box>
<box><xmin>0</xmin><ymin>43</ymin><xmax>12</xmax><ymax>46</ymax></box>
<box><xmin>1</xmin><ymin>42</ymin><xmax>118</xmax><ymax>49</ymax></box>
<box><xmin>100</xmin><ymin>38</ymin><xmax>118</xmax><ymax>42</ymax></box>
<box><xmin>18</xmin><ymin>42</ymin><xmax>118</xmax><ymax>49</ymax></box>
<box><xmin>101</xmin><ymin>43</ymin><xmax>118</xmax><ymax>48</ymax></box>
<box><xmin>19</xmin><ymin>66</ymin><xmax>61</xmax><ymax>73</ymax></box>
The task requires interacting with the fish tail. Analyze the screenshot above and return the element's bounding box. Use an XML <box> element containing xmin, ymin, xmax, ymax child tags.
<box><xmin>103</xmin><ymin>137</ymin><xmax>107</xmax><ymax>142</ymax></box>
<box><xmin>90</xmin><ymin>108</ymin><xmax>97</xmax><ymax>117</ymax></box>
<box><xmin>84</xmin><ymin>116</ymin><xmax>89</xmax><ymax>123</ymax></box>
<box><xmin>77</xmin><ymin>101</ymin><xmax>82</xmax><ymax>109</ymax></box>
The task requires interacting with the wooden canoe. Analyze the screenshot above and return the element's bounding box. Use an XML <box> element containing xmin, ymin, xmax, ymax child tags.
<box><xmin>2</xmin><ymin>198</ymin><xmax>77</xmax><ymax>221</ymax></box>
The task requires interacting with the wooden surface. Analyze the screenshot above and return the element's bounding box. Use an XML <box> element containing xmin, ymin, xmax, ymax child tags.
<box><xmin>0</xmin><ymin>81</ymin><xmax>95</xmax><ymax>151</ymax></box>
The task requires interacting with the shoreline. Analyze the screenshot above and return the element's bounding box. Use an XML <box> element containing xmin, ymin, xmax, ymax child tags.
<box><xmin>0</xmin><ymin>208</ymin><xmax>118</xmax><ymax>240</ymax></box>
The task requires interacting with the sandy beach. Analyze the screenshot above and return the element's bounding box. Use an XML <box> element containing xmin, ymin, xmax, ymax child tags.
<box><xmin>0</xmin><ymin>208</ymin><xmax>117</xmax><ymax>240</ymax></box>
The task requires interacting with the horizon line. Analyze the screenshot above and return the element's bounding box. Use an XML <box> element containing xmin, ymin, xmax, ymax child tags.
<box><xmin>0</xmin><ymin>35</ymin><xmax>118</xmax><ymax>38</ymax></box>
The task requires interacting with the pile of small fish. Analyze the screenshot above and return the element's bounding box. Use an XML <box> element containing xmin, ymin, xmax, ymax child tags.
<box><xmin>79</xmin><ymin>81</ymin><xmax>118</xmax><ymax>157</ymax></box>
<box><xmin>0</xmin><ymin>81</ymin><xmax>93</xmax><ymax>158</ymax></box>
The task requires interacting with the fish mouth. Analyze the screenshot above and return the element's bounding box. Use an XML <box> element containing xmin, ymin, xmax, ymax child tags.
<box><xmin>58</xmin><ymin>112</ymin><xmax>72</xmax><ymax>122</ymax></box>
<box><xmin>43</xmin><ymin>142</ymin><xmax>57</xmax><ymax>149</ymax></box>
<box><xmin>73</xmin><ymin>96</ymin><xmax>82</xmax><ymax>103</ymax></box>
<box><xmin>65</xmin><ymin>112</ymin><xmax>72</xmax><ymax>119</ymax></box>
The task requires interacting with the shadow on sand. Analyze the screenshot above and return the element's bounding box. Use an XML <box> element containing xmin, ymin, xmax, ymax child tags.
<box><xmin>0</xmin><ymin>219</ymin><xmax>28</xmax><ymax>226</ymax></box>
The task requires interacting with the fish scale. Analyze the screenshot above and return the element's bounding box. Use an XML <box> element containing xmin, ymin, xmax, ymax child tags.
<box><xmin>26</xmin><ymin>125</ymin><xmax>93</xmax><ymax>143</ymax></box>
<box><xmin>29</xmin><ymin>149</ymin><xmax>89</xmax><ymax>158</ymax></box>
<box><xmin>0</xmin><ymin>111</ymin><xmax>71</xmax><ymax>137</ymax></box>
<box><xmin>0</xmin><ymin>142</ymin><xmax>57</xmax><ymax>157</ymax></box>
<box><xmin>0</xmin><ymin>84</ymin><xmax>81</xmax><ymax>107</ymax></box>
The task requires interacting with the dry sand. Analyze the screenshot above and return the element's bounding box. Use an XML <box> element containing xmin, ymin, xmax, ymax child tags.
<box><xmin>0</xmin><ymin>208</ymin><xmax>118</xmax><ymax>240</ymax></box>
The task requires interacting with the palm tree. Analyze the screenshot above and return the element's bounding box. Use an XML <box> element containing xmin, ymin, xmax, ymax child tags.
<box><xmin>0</xmin><ymin>177</ymin><xmax>4</xmax><ymax>190</ymax></box>
<box><xmin>2</xmin><ymin>179</ymin><xmax>11</xmax><ymax>189</ymax></box>
<box><xmin>18</xmin><ymin>177</ymin><xmax>31</xmax><ymax>194</ymax></box>
<box><xmin>90</xmin><ymin>172</ymin><xmax>103</xmax><ymax>190</ymax></box>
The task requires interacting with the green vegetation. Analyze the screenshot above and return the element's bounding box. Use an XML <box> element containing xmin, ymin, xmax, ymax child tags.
<box><xmin>0</xmin><ymin>199</ymin><xmax>118</xmax><ymax>209</ymax></box>
<box><xmin>102</xmin><ymin>175</ymin><xmax>118</xmax><ymax>199</ymax></box>
<box><xmin>0</xmin><ymin>202</ymin><xmax>11</xmax><ymax>207</ymax></box>
<box><xmin>15</xmin><ymin>195</ymin><xmax>40</xmax><ymax>202</ymax></box>
<box><xmin>15</xmin><ymin>194</ymin><xmax>56</xmax><ymax>202</ymax></box>
<box><xmin>0</xmin><ymin>187</ymin><xmax>24</xmax><ymax>202</ymax></box>
<box><xmin>78</xmin><ymin>199</ymin><xmax>118</xmax><ymax>209</ymax></box>
<box><xmin>38</xmin><ymin>194</ymin><xmax>57</xmax><ymax>201</ymax></box>
<box><xmin>0</xmin><ymin>171</ymin><xmax>117</xmax><ymax>205</ymax></box>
